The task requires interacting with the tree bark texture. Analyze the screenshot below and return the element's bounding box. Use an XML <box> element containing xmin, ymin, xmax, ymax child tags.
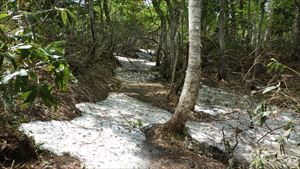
<box><xmin>217</xmin><ymin>0</ymin><xmax>227</xmax><ymax>80</ymax></box>
<box><xmin>164</xmin><ymin>0</ymin><xmax>202</xmax><ymax>133</ymax></box>
<box><xmin>255</xmin><ymin>0</ymin><xmax>267</xmax><ymax>57</ymax></box>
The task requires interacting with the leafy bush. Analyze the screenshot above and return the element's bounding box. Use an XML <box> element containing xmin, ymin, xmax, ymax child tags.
<box><xmin>0</xmin><ymin>6</ymin><xmax>75</xmax><ymax>111</ymax></box>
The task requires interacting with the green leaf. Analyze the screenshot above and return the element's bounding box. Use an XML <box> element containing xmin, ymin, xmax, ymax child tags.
<box><xmin>23</xmin><ymin>86</ymin><xmax>39</xmax><ymax>104</ymax></box>
<box><xmin>0</xmin><ymin>69</ymin><xmax>28</xmax><ymax>85</ymax></box>
<box><xmin>0</xmin><ymin>27</ymin><xmax>6</xmax><ymax>42</ymax></box>
<box><xmin>3</xmin><ymin>53</ymin><xmax>17</xmax><ymax>69</ymax></box>
<box><xmin>260</xmin><ymin>111</ymin><xmax>271</xmax><ymax>126</ymax></box>
<box><xmin>39</xmin><ymin>84</ymin><xmax>56</xmax><ymax>107</ymax></box>
<box><xmin>57</xmin><ymin>8</ymin><xmax>69</xmax><ymax>26</ymax></box>
<box><xmin>0</xmin><ymin>12</ymin><xmax>9</xmax><ymax>19</ymax></box>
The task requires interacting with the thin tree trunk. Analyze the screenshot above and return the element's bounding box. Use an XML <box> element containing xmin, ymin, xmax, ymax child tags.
<box><xmin>229</xmin><ymin>0</ymin><xmax>237</xmax><ymax>40</ymax></box>
<box><xmin>246</xmin><ymin>0</ymin><xmax>252</xmax><ymax>43</ymax></box>
<box><xmin>163</xmin><ymin>0</ymin><xmax>202</xmax><ymax>133</ymax></box>
<box><xmin>152</xmin><ymin>0</ymin><xmax>167</xmax><ymax>66</ymax></box>
<box><xmin>217</xmin><ymin>0</ymin><xmax>227</xmax><ymax>80</ymax></box>
<box><xmin>239</xmin><ymin>0</ymin><xmax>245</xmax><ymax>39</ymax></box>
<box><xmin>165</xmin><ymin>0</ymin><xmax>182</xmax><ymax>84</ymax></box>
<box><xmin>254</xmin><ymin>0</ymin><xmax>267</xmax><ymax>57</ymax></box>
<box><xmin>89</xmin><ymin>0</ymin><xmax>96</xmax><ymax>41</ymax></box>
<box><xmin>265</xmin><ymin>1</ymin><xmax>273</xmax><ymax>41</ymax></box>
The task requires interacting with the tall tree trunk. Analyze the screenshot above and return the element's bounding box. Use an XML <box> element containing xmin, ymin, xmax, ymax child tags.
<box><xmin>89</xmin><ymin>0</ymin><xmax>96</xmax><ymax>41</ymax></box>
<box><xmin>293</xmin><ymin>0</ymin><xmax>300</xmax><ymax>60</ymax></box>
<box><xmin>265</xmin><ymin>1</ymin><xmax>273</xmax><ymax>41</ymax></box>
<box><xmin>246</xmin><ymin>0</ymin><xmax>252</xmax><ymax>44</ymax></box>
<box><xmin>152</xmin><ymin>0</ymin><xmax>167</xmax><ymax>66</ymax></box>
<box><xmin>163</xmin><ymin>0</ymin><xmax>202</xmax><ymax>133</ymax></box>
<box><xmin>217</xmin><ymin>0</ymin><xmax>227</xmax><ymax>80</ymax></box>
<box><xmin>254</xmin><ymin>0</ymin><xmax>267</xmax><ymax>57</ymax></box>
<box><xmin>165</xmin><ymin>0</ymin><xmax>182</xmax><ymax>84</ymax></box>
<box><xmin>239</xmin><ymin>0</ymin><xmax>245</xmax><ymax>40</ymax></box>
<box><xmin>229</xmin><ymin>0</ymin><xmax>237</xmax><ymax>40</ymax></box>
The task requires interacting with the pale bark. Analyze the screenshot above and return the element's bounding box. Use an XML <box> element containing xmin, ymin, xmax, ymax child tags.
<box><xmin>254</xmin><ymin>0</ymin><xmax>267</xmax><ymax>57</ymax></box>
<box><xmin>165</xmin><ymin>0</ymin><xmax>182</xmax><ymax>84</ymax></box>
<box><xmin>217</xmin><ymin>0</ymin><xmax>227</xmax><ymax>80</ymax></box>
<box><xmin>164</xmin><ymin>0</ymin><xmax>202</xmax><ymax>133</ymax></box>
<box><xmin>265</xmin><ymin>1</ymin><xmax>273</xmax><ymax>41</ymax></box>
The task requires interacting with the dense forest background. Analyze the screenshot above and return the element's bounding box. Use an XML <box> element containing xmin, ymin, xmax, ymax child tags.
<box><xmin>0</xmin><ymin>0</ymin><xmax>299</xmax><ymax>168</ymax></box>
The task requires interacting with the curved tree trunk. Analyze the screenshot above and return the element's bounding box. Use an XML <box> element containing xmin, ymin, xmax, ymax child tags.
<box><xmin>163</xmin><ymin>0</ymin><xmax>202</xmax><ymax>133</ymax></box>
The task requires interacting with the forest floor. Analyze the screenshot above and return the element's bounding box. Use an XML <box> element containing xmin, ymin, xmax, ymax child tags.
<box><xmin>1</xmin><ymin>50</ymin><xmax>300</xmax><ymax>168</ymax></box>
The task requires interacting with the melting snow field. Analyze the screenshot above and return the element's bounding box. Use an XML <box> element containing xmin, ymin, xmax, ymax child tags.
<box><xmin>19</xmin><ymin>53</ymin><xmax>300</xmax><ymax>168</ymax></box>
<box><xmin>20</xmin><ymin>93</ymin><xmax>171</xmax><ymax>169</ymax></box>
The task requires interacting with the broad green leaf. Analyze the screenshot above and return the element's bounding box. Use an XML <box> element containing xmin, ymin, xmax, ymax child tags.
<box><xmin>23</xmin><ymin>86</ymin><xmax>39</xmax><ymax>104</ymax></box>
<box><xmin>5</xmin><ymin>53</ymin><xmax>18</xmax><ymax>69</ymax></box>
<box><xmin>0</xmin><ymin>69</ymin><xmax>28</xmax><ymax>85</ymax></box>
<box><xmin>39</xmin><ymin>84</ymin><xmax>56</xmax><ymax>107</ymax></box>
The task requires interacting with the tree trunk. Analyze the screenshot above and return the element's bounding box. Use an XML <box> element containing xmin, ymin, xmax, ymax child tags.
<box><xmin>239</xmin><ymin>0</ymin><xmax>245</xmax><ymax>39</ymax></box>
<box><xmin>254</xmin><ymin>0</ymin><xmax>267</xmax><ymax>57</ymax></box>
<box><xmin>152</xmin><ymin>0</ymin><xmax>167</xmax><ymax>66</ymax></box>
<box><xmin>165</xmin><ymin>0</ymin><xmax>182</xmax><ymax>84</ymax></box>
<box><xmin>293</xmin><ymin>0</ymin><xmax>300</xmax><ymax>60</ymax></box>
<box><xmin>163</xmin><ymin>0</ymin><xmax>202</xmax><ymax>133</ymax></box>
<box><xmin>229</xmin><ymin>0</ymin><xmax>237</xmax><ymax>40</ymax></box>
<box><xmin>217</xmin><ymin>0</ymin><xmax>227</xmax><ymax>80</ymax></box>
<box><xmin>89</xmin><ymin>0</ymin><xmax>96</xmax><ymax>41</ymax></box>
<box><xmin>265</xmin><ymin>1</ymin><xmax>273</xmax><ymax>41</ymax></box>
<box><xmin>246</xmin><ymin>0</ymin><xmax>252</xmax><ymax>44</ymax></box>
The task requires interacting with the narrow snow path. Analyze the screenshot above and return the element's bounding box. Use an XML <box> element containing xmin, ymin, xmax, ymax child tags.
<box><xmin>20</xmin><ymin>52</ymin><xmax>300</xmax><ymax>168</ymax></box>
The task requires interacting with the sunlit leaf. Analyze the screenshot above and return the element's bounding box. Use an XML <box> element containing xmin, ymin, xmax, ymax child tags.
<box><xmin>0</xmin><ymin>12</ymin><xmax>9</xmax><ymax>19</ymax></box>
<box><xmin>262</xmin><ymin>86</ymin><xmax>277</xmax><ymax>94</ymax></box>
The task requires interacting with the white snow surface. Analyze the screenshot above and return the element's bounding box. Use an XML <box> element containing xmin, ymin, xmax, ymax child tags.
<box><xmin>20</xmin><ymin>93</ymin><xmax>171</xmax><ymax>169</ymax></box>
<box><xmin>19</xmin><ymin>54</ymin><xmax>300</xmax><ymax>168</ymax></box>
<box><xmin>114</xmin><ymin>56</ymin><xmax>159</xmax><ymax>83</ymax></box>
